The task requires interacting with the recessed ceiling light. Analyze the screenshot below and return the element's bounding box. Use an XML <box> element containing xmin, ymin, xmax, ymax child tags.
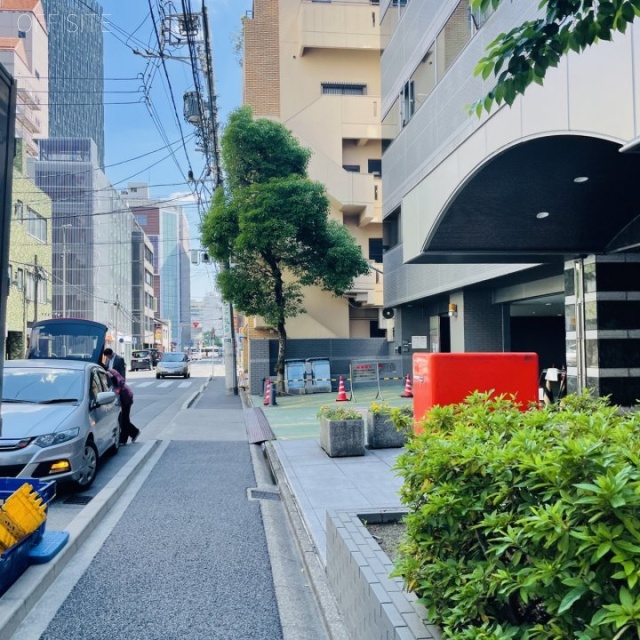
<box><xmin>545</xmin><ymin>302</ymin><xmax>552</xmax><ymax>306</ymax></box>
<box><xmin>574</xmin><ymin>176</ymin><xmax>589</xmax><ymax>183</ymax></box>
<box><xmin>536</xmin><ymin>211</ymin><xmax>550</xmax><ymax>219</ymax></box>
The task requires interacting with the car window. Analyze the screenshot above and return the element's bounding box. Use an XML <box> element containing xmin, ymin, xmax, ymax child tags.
<box><xmin>96</xmin><ymin>369</ymin><xmax>111</xmax><ymax>392</ymax></box>
<box><xmin>2</xmin><ymin>367</ymin><xmax>84</xmax><ymax>403</ymax></box>
<box><xmin>27</xmin><ymin>319</ymin><xmax>107</xmax><ymax>363</ymax></box>
<box><xmin>161</xmin><ymin>353</ymin><xmax>185</xmax><ymax>362</ymax></box>
<box><xmin>90</xmin><ymin>371</ymin><xmax>101</xmax><ymax>403</ymax></box>
<box><xmin>132</xmin><ymin>350</ymin><xmax>149</xmax><ymax>358</ymax></box>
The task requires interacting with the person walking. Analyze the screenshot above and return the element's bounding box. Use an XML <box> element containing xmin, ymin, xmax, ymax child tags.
<box><xmin>108</xmin><ymin>368</ymin><xmax>140</xmax><ymax>445</ymax></box>
<box><xmin>103</xmin><ymin>347</ymin><xmax>126</xmax><ymax>379</ymax></box>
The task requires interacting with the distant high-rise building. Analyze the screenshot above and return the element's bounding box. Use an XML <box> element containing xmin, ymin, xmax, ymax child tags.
<box><xmin>32</xmin><ymin>139</ymin><xmax>137</xmax><ymax>357</ymax></box>
<box><xmin>123</xmin><ymin>183</ymin><xmax>192</xmax><ymax>352</ymax></box>
<box><xmin>42</xmin><ymin>0</ymin><xmax>104</xmax><ymax>167</ymax></box>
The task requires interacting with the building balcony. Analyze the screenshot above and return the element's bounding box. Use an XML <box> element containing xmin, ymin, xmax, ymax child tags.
<box><xmin>344</xmin><ymin>261</ymin><xmax>383</xmax><ymax>307</ymax></box>
<box><xmin>298</xmin><ymin>0</ymin><xmax>380</xmax><ymax>56</ymax></box>
<box><xmin>17</xmin><ymin>130</ymin><xmax>39</xmax><ymax>157</ymax></box>
<box><xmin>16</xmin><ymin>104</ymin><xmax>41</xmax><ymax>134</ymax></box>
<box><xmin>309</xmin><ymin>151</ymin><xmax>382</xmax><ymax>226</ymax></box>
<box><xmin>17</xmin><ymin>85</ymin><xmax>41</xmax><ymax>110</ymax></box>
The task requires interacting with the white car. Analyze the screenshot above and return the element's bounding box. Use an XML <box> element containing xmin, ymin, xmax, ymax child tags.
<box><xmin>190</xmin><ymin>350</ymin><xmax>203</xmax><ymax>361</ymax></box>
<box><xmin>0</xmin><ymin>360</ymin><xmax>121</xmax><ymax>490</ymax></box>
<box><xmin>156</xmin><ymin>352</ymin><xmax>191</xmax><ymax>378</ymax></box>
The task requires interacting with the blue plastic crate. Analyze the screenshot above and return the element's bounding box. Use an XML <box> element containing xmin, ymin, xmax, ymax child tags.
<box><xmin>0</xmin><ymin>478</ymin><xmax>56</xmax><ymax>595</ymax></box>
<box><xmin>0</xmin><ymin>531</ymin><xmax>39</xmax><ymax>595</ymax></box>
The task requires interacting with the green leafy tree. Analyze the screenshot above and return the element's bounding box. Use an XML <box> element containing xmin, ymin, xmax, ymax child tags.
<box><xmin>201</xmin><ymin>106</ymin><xmax>370</xmax><ymax>388</ymax></box>
<box><xmin>471</xmin><ymin>0</ymin><xmax>640</xmax><ymax>114</ymax></box>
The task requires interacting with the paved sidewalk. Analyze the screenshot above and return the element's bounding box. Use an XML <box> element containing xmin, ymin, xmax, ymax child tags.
<box><xmin>272</xmin><ymin>438</ymin><xmax>403</xmax><ymax>565</ymax></box>
<box><xmin>255</xmin><ymin>386</ymin><xmax>408</xmax><ymax>564</ymax></box>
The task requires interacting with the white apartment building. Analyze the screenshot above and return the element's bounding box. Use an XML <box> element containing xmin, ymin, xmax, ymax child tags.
<box><xmin>381</xmin><ymin>1</ymin><xmax>640</xmax><ymax>405</ymax></box>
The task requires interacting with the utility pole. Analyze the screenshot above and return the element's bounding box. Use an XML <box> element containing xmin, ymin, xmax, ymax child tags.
<box><xmin>61</xmin><ymin>223</ymin><xmax>71</xmax><ymax>318</ymax></box>
<box><xmin>149</xmin><ymin>0</ymin><xmax>236</xmax><ymax>393</ymax></box>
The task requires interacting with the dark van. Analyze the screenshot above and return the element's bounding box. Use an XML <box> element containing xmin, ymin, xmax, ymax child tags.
<box><xmin>130</xmin><ymin>349</ymin><xmax>153</xmax><ymax>371</ymax></box>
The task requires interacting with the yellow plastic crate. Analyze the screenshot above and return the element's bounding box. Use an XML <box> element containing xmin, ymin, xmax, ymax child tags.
<box><xmin>0</xmin><ymin>483</ymin><xmax>47</xmax><ymax>538</ymax></box>
<box><xmin>0</xmin><ymin>524</ymin><xmax>17</xmax><ymax>553</ymax></box>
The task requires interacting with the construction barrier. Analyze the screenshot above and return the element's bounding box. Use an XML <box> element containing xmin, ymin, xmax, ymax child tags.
<box><xmin>348</xmin><ymin>359</ymin><xmax>407</xmax><ymax>401</ymax></box>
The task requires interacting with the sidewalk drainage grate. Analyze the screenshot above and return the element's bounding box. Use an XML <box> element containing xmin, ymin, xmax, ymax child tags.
<box><xmin>247</xmin><ymin>488</ymin><xmax>281</xmax><ymax>502</ymax></box>
<box><xmin>63</xmin><ymin>495</ymin><xmax>94</xmax><ymax>505</ymax></box>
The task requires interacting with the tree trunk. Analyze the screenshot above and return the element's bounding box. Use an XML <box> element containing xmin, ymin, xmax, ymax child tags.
<box><xmin>276</xmin><ymin>321</ymin><xmax>287</xmax><ymax>394</ymax></box>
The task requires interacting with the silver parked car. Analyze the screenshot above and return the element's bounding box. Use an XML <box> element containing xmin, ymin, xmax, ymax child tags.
<box><xmin>0</xmin><ymin>360</ymin><xmax>121</xmax><ymax>490</ymax></box>
<box><xmin>156</xmin><ymin>351</ymin><xmax>190</xmax><ymax>379</ymax></box>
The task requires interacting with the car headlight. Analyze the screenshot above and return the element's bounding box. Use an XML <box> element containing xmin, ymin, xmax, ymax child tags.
<box><xmin>35</xmin><ymin>427</ymin><xmax>80</xmax><ymax>448</ymax></box>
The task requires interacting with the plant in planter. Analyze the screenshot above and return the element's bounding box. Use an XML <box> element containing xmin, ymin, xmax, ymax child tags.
<box><xmin>366</xmin><ymin>402</ymin><xmax>413</xmax><ymax>449</ymax></box>
<box><xmin>317</xmin><ymin>405</ymin><xmax>365</xmax><ymax>457</ymax></box>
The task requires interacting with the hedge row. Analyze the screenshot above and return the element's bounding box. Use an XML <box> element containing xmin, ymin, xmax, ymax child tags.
<box><xmin>393</xmin><ymin>392</ymin><xmax>640</xmax><ymax>639</ymax></box>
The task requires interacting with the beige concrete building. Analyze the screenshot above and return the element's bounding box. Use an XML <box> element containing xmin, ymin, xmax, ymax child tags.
<box><xmin>243</xmin><ymin>0</ymin><xmax>389</xmax><ymax>340</ymax></box>
<box><xmin>0</xmin><ymin>0</ymin><xmax>49</xmax><ymax>157</ymax></box>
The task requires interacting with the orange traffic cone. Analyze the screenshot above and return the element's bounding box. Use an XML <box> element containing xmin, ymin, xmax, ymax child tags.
<box><xmin>335</xmin><ymin>375</ymin><xmax>349</xmax><ymax>402</ymax></box>
<box><xmin>263</xmin><ymin>378</ymin><xmax>271</xmax><ymax>406</ymax></box>
<box><xmin>400</xmin><ymin>374</ymin><xmax>413</xmax><ymax>398</ymax></box>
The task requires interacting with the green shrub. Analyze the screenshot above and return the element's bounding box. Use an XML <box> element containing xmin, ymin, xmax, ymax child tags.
<box><xmin>317</xmin><ymin>405</ymin><xmax>362</xmax><ymax>421</ymax></box>
<box><xmin>393</xmin><ymin>391</ymin><xmax>640</xmax><ymax>639</ymax></box>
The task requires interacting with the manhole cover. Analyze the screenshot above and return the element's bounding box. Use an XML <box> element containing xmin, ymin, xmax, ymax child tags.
<box><xmin>63</xmin><ymin>495</ymin><xmax>94</xmax><ymax>505</ymax></box>
<box><xmin>247</xmin><ymin>488</ymin><xmax>280</xmax><ymax>502</ymax></box>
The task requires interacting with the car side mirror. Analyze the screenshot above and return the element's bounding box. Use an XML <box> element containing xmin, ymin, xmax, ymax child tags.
<box><xmin>95</xmin><ymin>390</ymin><xmax>117</xmax><ymax>407</ymax></box>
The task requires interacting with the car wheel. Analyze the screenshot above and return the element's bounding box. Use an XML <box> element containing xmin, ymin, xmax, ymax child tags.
<box><xmin>156</xmin><ymin>373</ymin><xmax>160</xmax><ymax>379</ymax></box>
<box><xmin>74</xmin><ymin>441</ymin><xmax>98</xmax><ymax>490</ymax></box>
<box><xmin>184</xmin><ymin>372</ymin><xmax>188</xmax><ymax>378</ymax></box>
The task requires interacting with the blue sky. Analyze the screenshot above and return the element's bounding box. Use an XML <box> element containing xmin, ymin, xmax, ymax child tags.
<box><xmin>101</xmin><ymin>1</ymin><xmax>252</xmax><ymax>298</ymax></box>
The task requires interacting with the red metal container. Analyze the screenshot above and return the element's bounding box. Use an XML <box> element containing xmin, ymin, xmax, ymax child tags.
<box><xmin>412</xmin><ymin>352</ymin><xmax>539</xmax><ymax>428</ymax></box>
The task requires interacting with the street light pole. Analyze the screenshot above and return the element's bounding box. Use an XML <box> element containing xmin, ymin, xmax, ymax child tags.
<box><xmin>61</xmin><ymin>223</ymin><xmax>71</xmax><ymax>318</ymax></box>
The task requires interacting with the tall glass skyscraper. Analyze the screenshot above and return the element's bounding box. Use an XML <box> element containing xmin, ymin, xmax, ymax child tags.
<box><xmin>42</xmin><ymin>0</ymin><xmax>105</xmax><ymax>168</ymax></box>
<box><xmin>31</xmin><ymin>139</ymin><xmax>136</xmax><ymax>357</ymax></box>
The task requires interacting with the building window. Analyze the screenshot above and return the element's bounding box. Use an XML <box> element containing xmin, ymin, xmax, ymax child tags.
<box><xmin>14</xmin><ymin>201</ymin><xmax>24</xmax><ymax>222</ymax></box>
<box><xmin>25</xmin><ymin>272</ymin><xmax>35</xmax><ymax>301</ymax></box>
<box><xmin>369</xmin><ymin>238</ymin><xmax>383</xmax><ymax>263</ymax></box>
<box><xmin>25</xmin><ymin>208</ymin><xmax>47</xmax><ymax>243</ymax></box>
<box><xmin>40</xmin><ymin>279</ymin><xmax>48</xmax><ymax>304</ymax></box>
<box><xmin>368</xmin><ymin>159</ymin><xmax>382</xmax><ymax>176</ymax></box>
<box><xmin>343</xmin><ymin>165</ymin><xmax>360</xmax><ymax>173</ymax></box>
<box><xmin>135</xmin><ymin>214</ymin><xmax>147</xmax><ymax>226</ymax></box>
<box><xmin>16</xmin><ymin>268</ymin><xmax>24</xmax><ymax>290</ymax></box>
<box><xmin>470</xmin><ymin>4</ymin><xmax>494</xmax><ymax>31</ymax></box>
<box><xmin>401</xmin><ymin>80</ymin><xmax>415</xmax><ymax>126</ymax></box>
<box><xmin>322</xmin><ymin>83</ymin><xmax>367</xmax><ymax>96</ymax></box>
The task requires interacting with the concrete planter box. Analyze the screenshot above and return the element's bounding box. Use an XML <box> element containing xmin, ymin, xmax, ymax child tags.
<box><xmin>327</xmin><ymin>509</ymin><xmax>443</xmax><ymax>640</ymax></box>
<box><xmin>319</xmin><ymin>416</ymin><xmax>365</xmax><ymax>457</ymax></box>
<box><xmin>366</xmin><ymin>412</ymin><xmax>407</xmax><ymax>449</ymax></box>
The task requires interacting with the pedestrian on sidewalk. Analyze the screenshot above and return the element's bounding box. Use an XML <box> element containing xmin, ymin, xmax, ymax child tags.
<box><xmin>103</xmin><ymin>347</ymin><xmax>126</xmax><ymax>379</ymax></box>
<box><xmin>108</xmin><ymin>368</ymin><xmax>140</xmax><ymax>444</ymax></box>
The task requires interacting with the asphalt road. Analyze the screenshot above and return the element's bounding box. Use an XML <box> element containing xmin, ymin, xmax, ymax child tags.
<box><xmin>46</xmin><ymin>360</ymin><xmax>220</xmax><ymax>536</ymax></box>
<box><xmin>10</xmin><ymin>363</ymin><xmax>328</xmax><ymax>640</ymax></box>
